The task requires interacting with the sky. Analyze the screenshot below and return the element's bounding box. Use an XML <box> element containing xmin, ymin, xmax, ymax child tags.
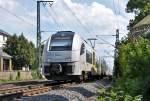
<box><xmin>0</xmin><ymin>0</ymin><xmax>134</xmax><ymax>72</ymax></box>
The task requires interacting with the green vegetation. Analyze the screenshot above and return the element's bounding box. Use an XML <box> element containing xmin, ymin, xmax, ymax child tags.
<box><xmin>0</xmin><ymin>33</ymin><xmax>45</xmax><ymax>83</ymax></box>
<box><xmin>97</xmin><ymin>88</ymin><xmax>142</xmax><ymax>101</ymax></box>
<box><xmin>15</xmin><ymin>71</ymin><xmax>21</xmax><ymax>80</ymax></box>
<box><xmin>118</xmin><ymin>37</ymin><xmax>150</xmax><ymax>100</ymax></box>
<box><xmin>31</xmin><ymin>69</ymin><xmax>43</xmax><ymax>80</ymax></box>
<box><xmin>4</xmin><ymin>33</ymin><xmax>36</xmax><ymax>70</ymax></box>
<box><xmin>0</xmin><ymin>79</ymin><xmax>13</xmax><ymax>83</ymax></box>
<box><xmin>0</xmin><ymin>71</ymin><xmax>21</xmax><ymax>83</ymax></box>
<box><xmin>0</xmin><ymin>78</ymin><xmax>22</xmax><ymax>84</ymax></box>
<box><xmin>98</xmin><ymin>0</ymin><xmax>150</xmax><ymax>100</ymax></box>
<box><xmin>98</xmin><ymin>36</ymin><xmax>150</xmax><ymax>101</ymax></box>
<box><xmin>0</xmin><ymin>70</ymin><xmax>43</xmax><ymax>83</ymax></box>
<box><xmin>126</xmin><ymin>0</ymin><xmax>150</xmax><ymax>28</ymax></box>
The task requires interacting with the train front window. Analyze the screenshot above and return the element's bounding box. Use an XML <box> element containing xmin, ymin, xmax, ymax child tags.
<box><xmin>49</xmin><ymin>39</ymin><xmax>72</xmax><ymax>51</ymax></box>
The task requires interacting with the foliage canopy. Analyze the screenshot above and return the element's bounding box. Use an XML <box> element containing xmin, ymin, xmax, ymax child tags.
<box><xmin>126</xmin><ymin>0</ymin><xmax>150</xmax><ymax>28</ymax></box>
<box><xmin>4</xmin><ymin>34</ymin><xmax>36</xmax><ymax>70</ymax></box>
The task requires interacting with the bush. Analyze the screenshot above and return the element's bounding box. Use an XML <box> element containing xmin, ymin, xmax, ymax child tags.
<box><xmin>15</xmin><ymin>71</ymin><xmax>21</xmax><ymax>80</ymax></box>
<box><xmin>114</xmin><ymin>37</ymin><xmax>150</xmax><ymax>100</ymax></box>
<box><xmin>98</xmin><ymin>37</ymin><xmax>150</xmax><ymax>101</ymax></box>
<box><xmin>31</xmin><ymin>70</ymin><xmax>43</xmax><ymax>80</ymax></box>
<box><xmin>97</xmin><ymin>87</ymin><xmax>143</xmax><ymax>101</ymax></box>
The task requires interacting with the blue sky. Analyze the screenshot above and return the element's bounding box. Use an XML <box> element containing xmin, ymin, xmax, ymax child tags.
<box><xmin>0</xmin><ymin>0</ymin><xmax>134</xmax><ymax>72</ymax></box>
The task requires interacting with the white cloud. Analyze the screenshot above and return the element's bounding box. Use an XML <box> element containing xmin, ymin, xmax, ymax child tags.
<box><xmin>0</xmin><ymin>0</ymin><xmax>134</xmax><ymax>70</ymax></box>
<box><xmin>41</xmin><ymin>0</ymin><xmax>133</xmax><ymax>68</ymax></box>
<box><xmin>0</xmin><ymin>0</ymin><xmax>133</xmax><ymax>43</ymax></box>
<box><xmin>0</xmin><ymin>0</ymin><xmax>37</xmax><ymax>43</ymax></box>
<box><xmin>113</xmin><ymin>0</ymin><xmax>126</xmax><ymax>11</ymax></box>
<box><xmin>45</xmin><ymin>0</ymin><xmax>131</xmax><ymax>37</ymax></box>
<box><xmin>0</xmin><ymin>0</ymin><xmax>19</xmax><ymax>10</ymax></box>
<box><xmin>48</xmin><ymin>0</ymin><xmax>132</xmax><ymax>69</ymax></box>
<box><xmin>113</xmin><ymin>0</ymin><xmax>134</xmax><ymax>19</ymax></box>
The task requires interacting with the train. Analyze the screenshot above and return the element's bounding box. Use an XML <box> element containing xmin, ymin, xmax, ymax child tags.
<box><xmin>42</xmin><ymin>31</ymin><xmax>111</xmax><ymax>81</ymax></box>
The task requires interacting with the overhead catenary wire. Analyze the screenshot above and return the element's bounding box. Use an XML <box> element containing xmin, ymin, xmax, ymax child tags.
<box><xmin>41</xmin><ymin>3</ymin><xmax>62</xmax><ymax>30</ymax></box>
<box><xmin>61</xmin><ymin>0</ymin><xmax>91</xmax><ymax>37</ymax></box>
<box><xmin>63</xmin><ymin>0</ymin><xmax>116</xmax><ymax>48</ymax></box>
<box><xmin>42</xmin><ymin>0</ymin><xmax>93</xmax><ymax>41</ymax></box>
<box><xmin>31</xmin><ymin>0</ymin><xmax>59</xmax><ymax>42</ymax></box>
<box><xmin>63</xmin><ymin>0</ymin><xmax>115</xmax><ymax>50</ymax></box>
<box><xmin>62</xmin><ymin>0</ymin><xmax>116</xmax><ymax>51</ymax></box>
<box><xmin>18</xmin><ymin>1</ymin><xmax>35</xmax><ymax>17</ymax></box>
<box><xmin>34</xmin><ymin>0</ymin><xmax>100</xmax><ymax>42</ymax></box>
<box><xmin>112</xmin><ymin>0</ymin><xmax>119</xmax><ymax>29</ymax></box>
<box><xmin>95</xmin><ymin>0</ymin><xmax>122</xmax><ymax>50</ymax></box>
<box><xmin>61</xmin><ymin>0</ymin><xmax>103</xmax><ymax>48</ymax></box>
<box><xmin>50</xmin><ymin>6</ymin><xmax>80</xmax><ymax>32</ymax></box>
<box><xmin>61</xmin><ymin>0</ymin><xmax>111</xmax><ymax>48</ymax></box>
<box><xmin>91</xmin><ymin>0</ymin><xmax>121</xmax><ymax>49</ymax></box>
<box><xmin>34</xmin><ymin>0</ymin><xmax>116</xmax><ymax>49</ymax></box>
<box><xmin>48</xmin><ymin>2</ymin><xmax>78</xmax><ymax>33</ymax></box>
<box><xmin>33</xmin><ymin>0</ymin><xmax>70</xmax><ymax>31</ymax></box>
<box><xmin>49</xmin><ymin>7</ymin><xmax>65</xmax><ymax>30</ymax></box>
<box><xmin>117</xmin><ymin>0</ymin><xmax>121</xmax><ymax>15</ymax></box>
<box><xmin>41</xmin><ymin>0</ymin><xmax>78</xmax><ymax>33</ymax></box>
<box><xmin>117</xmin><ymin>0</ymin><xmax>121</xmax><ymax>30</ymax></box>
<box><xmin>0</xmin><ymin>6</ymin><xmax>36</xmax><ymax>27</ymax></box>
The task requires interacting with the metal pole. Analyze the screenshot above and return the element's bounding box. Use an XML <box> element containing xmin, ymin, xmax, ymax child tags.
<box><xmin>37</xmin><ymin>1</ymin><xmax>41</xmax><ymax>70</ymax></box>
<box><xmin>87</xmin><ymin>38</ymin><xmax>97</xmax><ymax>49</ymax></box>
<box><xmin>114</xmin><ymin>29</ymin><xmax>119</xmax><ymax>78</ymax></box>
<box><xmin>37</xmin><ymin>1</ymin><xmax>53</xmax><ymax>72</ymax></box>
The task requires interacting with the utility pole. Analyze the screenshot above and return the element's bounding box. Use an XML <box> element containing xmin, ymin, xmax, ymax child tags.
<box><xmin>96</xmin><ymin>32</ymin><xmax>120</xmax><ymax>77</ymax></box>
<box><xmin>37</xmin><ymin>1</ymin><xmax>53</xmax><ymax>71</ymax></box>
<box><xmin>87</xmin><ymin>38</ymin><xmax>97</xmax><ymax>49</ymax></box>
<box><xmin>114</xmin><ymin>29</ymin><xmax>120</xmax><ymax>78</ymax></box>
<box><xmin>37</xmin><ymin>1</ymin><xmax>41</xmax><ymax>71</ymax></box>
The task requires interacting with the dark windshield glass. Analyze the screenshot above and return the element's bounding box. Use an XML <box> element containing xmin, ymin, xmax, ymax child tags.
<box><xmin>49</xmin><ymin>35</ymin><xmax>73</xmax><ymax>51</ymax></box>
<box><xmin>50</xmin><ymin>39</ymin><xmax>72</xmax><ymax>51</ymax></box>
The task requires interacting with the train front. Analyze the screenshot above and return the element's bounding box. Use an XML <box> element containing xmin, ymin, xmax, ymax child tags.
<box><xmin>42</xmin><ymin>31</ymin><xmax>80</xmax><ymax>81</ymax></box>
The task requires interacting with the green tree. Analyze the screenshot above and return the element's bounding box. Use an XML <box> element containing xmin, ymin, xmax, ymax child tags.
<box><xmin>4</xmin><ymin>33</ymin><xmax>36</xmax><ymax>70</ymax></box>
<box><xmin>118</xmin><ymin>37</ymin><xmax>150</xmax><ymax>100</ymax></box>
<box><xmin>126</xmin><ymin>0</ymin><xmax>150</xmax><ymax>28</ymax></box>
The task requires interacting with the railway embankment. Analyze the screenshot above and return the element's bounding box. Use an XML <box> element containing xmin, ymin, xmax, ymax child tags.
<box><xmin>11</xmin><ymin>78</ymin><xmax>111</xmax><ymax>101</ymax></box>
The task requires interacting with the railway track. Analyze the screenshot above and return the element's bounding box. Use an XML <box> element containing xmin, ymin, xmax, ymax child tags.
<box><xmin>0</xmin><ymin>80</ymin><xmax>77</xmax><ymax>101</ymax></box>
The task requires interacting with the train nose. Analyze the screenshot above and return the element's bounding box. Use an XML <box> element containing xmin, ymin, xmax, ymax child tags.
<box><xmin>51</xmin><ymin>63</ymin><xmax>62</xmax><ymax>74</ymax></box>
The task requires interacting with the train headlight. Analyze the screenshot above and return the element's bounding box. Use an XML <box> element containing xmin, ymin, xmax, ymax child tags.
<box><xmin>67</xmin><ymin>63</ymin><xmax>75</xmax><ymax>67</ymax></box>
<box><xmin>67</xmin><ymin>63</ymin><xmax>73</xmax><ymax>66</ymax></box>
<box><xmin>47</xmin><ymin>58</ymin><xmax>52</xmax><ymax>62</ymax></box>
<box><xmin>65</xmin><ymin>57</ymin><xmax>71</xmax><ymax>61</ymax></box>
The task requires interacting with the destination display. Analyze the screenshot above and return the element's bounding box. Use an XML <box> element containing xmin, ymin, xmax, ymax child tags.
<box><xmin>53</xmin><ymin>36</ymin><xmax>72</xmax><ymax>40</ymax></box>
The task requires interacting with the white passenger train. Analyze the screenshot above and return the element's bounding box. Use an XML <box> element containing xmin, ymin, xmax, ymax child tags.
<box><xmin>42</xmin><ymin>31</ymin><xmax>110</xmax><ymax>81</ymax></box>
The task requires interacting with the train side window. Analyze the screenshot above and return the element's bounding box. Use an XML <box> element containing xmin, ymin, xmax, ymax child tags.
<box><xmin>80</xmin><ymin>43</ymin><xmax>85</xmax><ymax>55</ymax></box>
<box><xmin>86</xmin><ymin>50</ymin><xmax>92</xmax><ymax>64</ymax></box>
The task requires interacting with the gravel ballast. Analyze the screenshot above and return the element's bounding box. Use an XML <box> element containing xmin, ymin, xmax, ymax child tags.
<box><xmin>16</xmin><ymin>80</ymin><xmax>106</xmax><ymax>101</ymax></box>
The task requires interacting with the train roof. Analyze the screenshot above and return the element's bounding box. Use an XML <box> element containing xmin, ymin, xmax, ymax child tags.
<box><xmin>55</xmin><ymin>31</ymin><xmax>75</xmax><ymax>35</ymax></box>
<box><xmin>51</xmin><ymin>31</ymin><xmax>95</xmax><ymax>51</ymax></box>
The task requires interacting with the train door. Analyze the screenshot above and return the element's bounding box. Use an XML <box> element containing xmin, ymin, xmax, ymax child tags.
<box><xmin>92</xmin><ymin>51</ymin><xmax>97</xmax><ymax>75</ymax></box>
<box><xmin>86</xmin><ymin>50</ymin><xmax>93</xmax><ymax>71</ymax></box>
<box><xmin>80</xmin><ymin>43</ymin><xmax>85</xmax><ymax>74</ymax></box>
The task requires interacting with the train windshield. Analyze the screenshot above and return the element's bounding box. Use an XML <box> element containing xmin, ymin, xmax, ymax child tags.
<box><xmin>49</xmin><ymin>36</ymin><xmax>73</xmax><ymax>51</ymax></box>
